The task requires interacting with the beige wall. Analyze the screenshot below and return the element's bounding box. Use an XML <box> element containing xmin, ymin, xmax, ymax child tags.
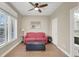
<box><xmin>50</xmin><ymin>2</ymin><xmax>78</xmax><ymax>55</ymax></box>
<box><xmin>0</xmin><ymin>2</ymin><xmax>22</xmax><ymax>56</ymax></box>
<box><xmin>21</xmin><ymin>16</ymin><xmax>50</xmax><ymax>35</ymax></box>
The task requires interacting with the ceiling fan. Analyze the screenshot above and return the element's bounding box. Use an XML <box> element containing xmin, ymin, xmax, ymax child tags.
<box><xmin>28</xmin><ymin>2</ymin><xmax>48</xmax><ymax>13</ymax></box>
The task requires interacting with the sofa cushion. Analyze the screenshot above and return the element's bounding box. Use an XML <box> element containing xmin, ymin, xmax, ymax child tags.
<box><xmin>27</xmin><ymin>32</ymin><xmax>36</xmax><ymax>37</ymax></box>
<box><xmin>36</xmin><ymin>32</ymin><xmax>45</xmax><ymax>37</ymax></box>
<box><xmin>26</xmin><ymin>32</ymin><xmax>45</xmax><ymax>38</ymax></box>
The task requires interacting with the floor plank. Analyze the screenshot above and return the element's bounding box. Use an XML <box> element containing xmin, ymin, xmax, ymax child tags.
<box><xmin>5</xmin><ymin>43</ymin><xmax>67</xmax><ymax>57</ymax></box>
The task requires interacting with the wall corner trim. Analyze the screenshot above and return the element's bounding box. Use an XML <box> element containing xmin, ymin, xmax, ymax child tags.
<box><xmin>1</xmin><ymin>41</ymin><xmax>21</xmax><ymax>57</ymax></box>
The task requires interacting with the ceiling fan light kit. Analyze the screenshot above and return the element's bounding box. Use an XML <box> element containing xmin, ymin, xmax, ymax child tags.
<box><xmin>28</xmin><ymin>2</ymin><xmax>48</xmax><ymax>13</ymax></box>
<box><xmin>35</xmin><ymin>7</ymin><xmax>39</xmax><ymax>10</ymax></box>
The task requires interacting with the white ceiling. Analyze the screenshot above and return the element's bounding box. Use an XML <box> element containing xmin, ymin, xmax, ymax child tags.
<box><xmin>10</xmin><ymin>2</ymin><xmax>62</xmax><ymax>16</ymax></box>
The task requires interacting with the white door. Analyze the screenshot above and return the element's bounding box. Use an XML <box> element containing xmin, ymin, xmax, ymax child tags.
<box><xmin>52</xmin><ymin>18</ymin><xmax>58</xmax><ymax>46</ymax></box>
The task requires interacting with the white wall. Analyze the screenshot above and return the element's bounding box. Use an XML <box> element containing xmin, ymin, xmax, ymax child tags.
<box><xmin>22</xmin><ymin>16</ymin><xmax>50</xmax><ymax>35</ymax></box>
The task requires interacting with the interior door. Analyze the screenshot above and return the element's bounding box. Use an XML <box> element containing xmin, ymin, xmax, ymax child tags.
<box><xmin>52</xmin><ymin>18</ymin><xmax>58</xmax><ymax>46</ymax></box>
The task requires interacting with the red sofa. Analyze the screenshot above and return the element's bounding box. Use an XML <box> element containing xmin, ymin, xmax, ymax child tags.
<box><xmin>24</xmin><ymin>32</ymin><xmax>48</xmax><ymax>44</ymax></box>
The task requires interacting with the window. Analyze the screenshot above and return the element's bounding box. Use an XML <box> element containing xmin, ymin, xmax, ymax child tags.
<box><xmin>0</xmin><ymin>9</ymin><xmax>17</xmax><ymax>47</ymax></box>
<box><xmin>9</xmin><ymin>17</ymin><xmax>17</xmax><ymax>41</ymax></box>
<box><xmin>0</xmin><ymin>10</ymin><xmax>8</xmax><ymax>46</ymax></box>
<box><xmin>11</xmin><ymin>17</ymin><xmax>15</xmax><ymax>39</ymax></box>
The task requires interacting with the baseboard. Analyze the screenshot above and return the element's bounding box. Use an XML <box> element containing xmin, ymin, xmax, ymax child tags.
<box><xmin>1</xmin><ymin>41</ymin><xmax>21</xmax><ymax>57</ymax></box>
<box><xmin>50</xmin><ymin>42</ymin><xmax>70</xmax><ymax>57</ymax></box>
<box><xmin>57</xmin><ymin>46</ymin><xmax>70</xmax><ymax>57</ymax></box>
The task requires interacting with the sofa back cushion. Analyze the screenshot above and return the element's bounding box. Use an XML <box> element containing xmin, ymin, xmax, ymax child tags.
<box><xmin>36</xmin><ymin>32</ymin><xmax>45</xmax><ymax>37</ymax></box>
<box><xmin>26</xmin><ymin>32</ymin><xmax>45</xmax><ymax>38</ymax></box>
<box><xmin>27</xmin><ymin>32</ymin><xmax>36</xmax><ymax>38</ymax></box>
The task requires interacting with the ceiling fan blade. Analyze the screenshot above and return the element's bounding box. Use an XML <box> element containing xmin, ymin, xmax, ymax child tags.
<box><xmin>29</xmin><ymin>2</ymin><xmax>35</xmax><ymax>7</ymax></box>
<box><xmin>38</xmin><ymin>9</ymin><xmax>42</xmax><ymax>13</ymax></box>
<box><xmin>38</xmin><ymin>4</ymin><xmax>48</xmax><ymax>8</ymax></box>
<box><xmin>28</xmin><ymin>8</ymin><xmax>34</xmax><ymax>11</ymax></box>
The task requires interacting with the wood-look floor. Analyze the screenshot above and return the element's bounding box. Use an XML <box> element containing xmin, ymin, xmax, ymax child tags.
<box><xmin>5</xmin><ymin>43</ymin><xmax>67</xmax><ymax>57</ymax></box>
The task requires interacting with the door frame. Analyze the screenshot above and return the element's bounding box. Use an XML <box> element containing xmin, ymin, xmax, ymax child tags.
<box><xmin>70</xmin><ymin>5</ymin><xmax>79</xmax><ymax>57</ymax></box>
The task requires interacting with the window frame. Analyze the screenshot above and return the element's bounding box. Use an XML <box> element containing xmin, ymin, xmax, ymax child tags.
<box><xmin>0</xmin><ymin>9</ymin><xmax>8</xmax><ymax>46</ymax></box>
<box><xmin>0</xmin><ymin>8</ymin><xmax>17</xmax><ymax>48</ymax></box>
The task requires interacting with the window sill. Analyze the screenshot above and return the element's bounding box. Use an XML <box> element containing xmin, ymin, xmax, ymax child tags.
<box><xmin>0</xmin><ymin>39</ymin><xmax>16</xmax><ymax>49</ymax></box>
